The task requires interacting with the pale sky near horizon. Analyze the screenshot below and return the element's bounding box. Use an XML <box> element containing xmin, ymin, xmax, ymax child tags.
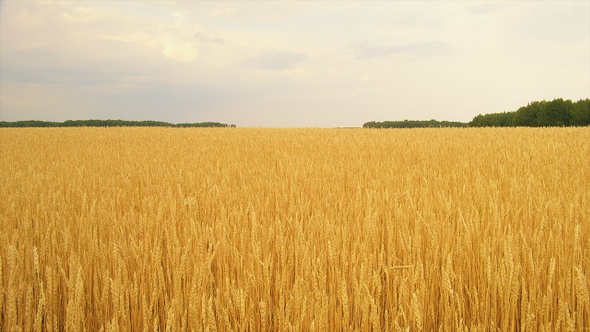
<box><xmin>1</xmin><ymin>1</ymin><xmax>589</xmax><ymax>127</ymax></box>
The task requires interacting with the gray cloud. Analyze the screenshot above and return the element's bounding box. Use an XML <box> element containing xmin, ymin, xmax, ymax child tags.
<box><xmin>346</xmin><ymin>41</ymin><xmax>451</xmax><ymax>59</ymax></box>
<box><xmin>195</xmin><ymin>32</ymin><xmax>224</xmax><ymax>45</ymax></box>
<box><xmin>242</xmin><ymin>50</ymin><xmax>306</xmax><ymax>70</ymax></box>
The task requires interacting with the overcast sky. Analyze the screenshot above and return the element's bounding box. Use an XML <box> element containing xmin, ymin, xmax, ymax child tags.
<box><xmin>1</xmin><ymin>1</ymin><xmax>589</xmax><ymax>127</ymax></box>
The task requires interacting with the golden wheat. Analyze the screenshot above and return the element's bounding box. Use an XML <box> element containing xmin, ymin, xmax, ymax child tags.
<box><xmin>1</xmin><ymin>127</ymin><xmax>589</xmax><ymax>330</ymax></box>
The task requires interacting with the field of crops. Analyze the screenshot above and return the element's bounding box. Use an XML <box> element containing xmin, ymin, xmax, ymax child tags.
<box><xmin>1</xmin><ymin>127</ymin><xmax>589</xmax><ymax>331</ymax></box>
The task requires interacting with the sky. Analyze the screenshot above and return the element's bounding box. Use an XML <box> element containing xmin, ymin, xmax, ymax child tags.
<box><xmin>1</xmin><ymin>1</ymin><xmax>589</xmax><ymax>127</ymax></box>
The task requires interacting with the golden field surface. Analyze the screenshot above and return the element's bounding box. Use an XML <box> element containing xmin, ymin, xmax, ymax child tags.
<box><xmin>1</xmin><ymin>127</ymin><xmax>589</xmax><ymax>331</ymax></box>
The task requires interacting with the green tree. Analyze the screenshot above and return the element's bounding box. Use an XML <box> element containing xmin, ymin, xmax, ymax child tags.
<box><xmin>570</xmin><ymin>99</ymin><xmax>590</xmax><ymax>126</ymax></box>
<box><xmin>513</xmin><ymin>102</ymin><xmax>538</xmax><ymax>126</ymax></box>
<box><xmin>535</xmin><ymin>98</ymin><xmax>571</xmax><ymax>126</ymax></box>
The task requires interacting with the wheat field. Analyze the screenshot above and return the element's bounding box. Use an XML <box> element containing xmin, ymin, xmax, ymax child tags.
<box><xmin>1</xmin><ymin>127</ymin><xmax>589</xmax><ymax>331</ymax></box>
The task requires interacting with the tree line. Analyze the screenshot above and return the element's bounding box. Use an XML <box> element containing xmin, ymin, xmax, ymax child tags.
<box><xmin>0</xmin><ymin>119</ymin><xmax>236</xmax><ymax>128</ymax></box>
<box><xmin>468</xmin><ymin>98</ymin><xmax>590</xmax><ymax>127</ymax></box>
<box><xmin>363</xmin><ymin>98</ymin><xmax>589</xmax><ymax>128</ymax></box>
<box><xmin>363</xmin><ymin>120</ymin><xmax>467</xmax><ymax>128</ymax></box>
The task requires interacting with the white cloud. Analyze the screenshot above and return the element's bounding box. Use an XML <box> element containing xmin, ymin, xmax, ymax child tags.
<box><xmin>361</xmin><ymin>74</ymin><xmax>373</xmax><ymax>82</ymax></box>
<box><xmin>102</xmin><ymin>31</ymin><xmax>199</xmax><ymax>63</ymax></box>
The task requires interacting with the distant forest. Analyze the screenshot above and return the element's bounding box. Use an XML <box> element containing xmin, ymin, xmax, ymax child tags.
<box><xmin>468</xmin><ymin>98</ymin><xmax>589</xmax><ymax>127</ymax></box>
<box><xmin>363</xmin><ymin>98</ymin><xmax>589</xmax><ymax>128</ymax></box>
<box><xmin>363</xmin><ymin>120</ymin><xmax>467</xmax><ymax>128</ymax></box>
<box><xmin>0</xmin><ymin>119</ymin><xmax>235</xmax><ymax>128</ymax></box>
